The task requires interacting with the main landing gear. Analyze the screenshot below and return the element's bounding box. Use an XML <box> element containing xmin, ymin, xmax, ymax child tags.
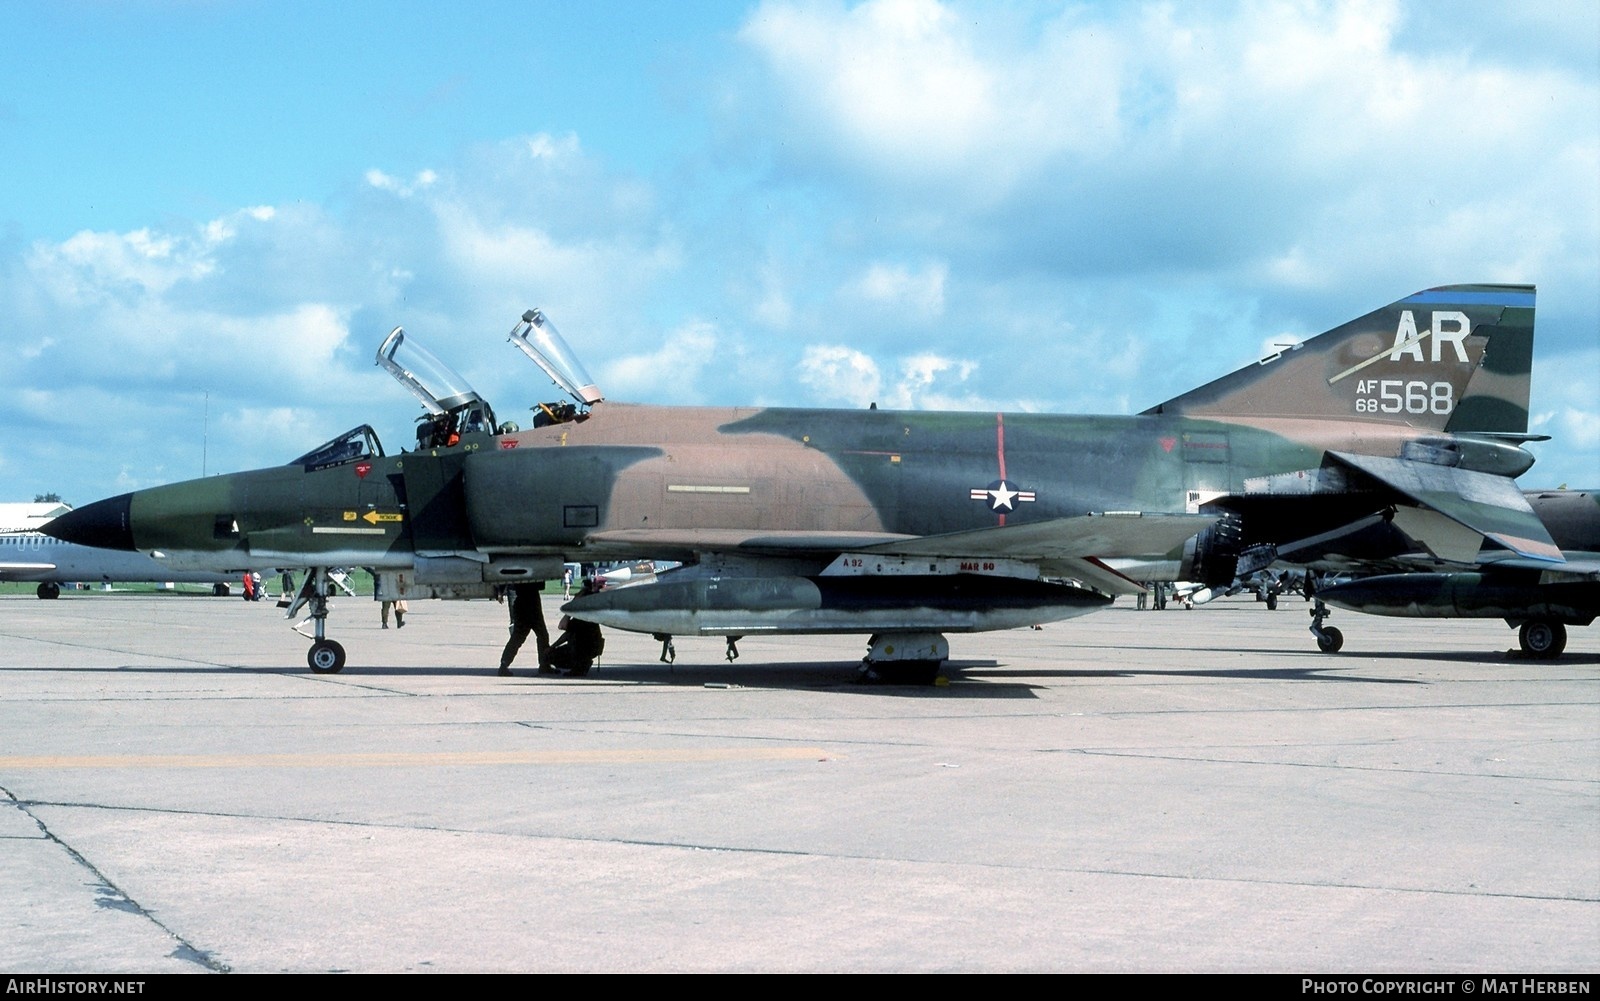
<box><xmin>1517</xmin><ymin>620</ymin><xmax>1567</xmax><ymax>660</ymax></box>
<box><xmin>856</xmin><ymin>632</ymin><xmax>947</xmax><ymax>685</ymax></box>
<box><xmin>1309</xmin><ymin>601</ymin><xmax>1344</xmax><ymax>653</ymax></box>
<box><xmin>287</xmin><ymin>568</ymin><xmax>346</xmax><ymax>673</ymax></box>
<box><xmin>36</xmin><ymin>581</ymin><xmax>61</xmax><ymax>600</ymax></box>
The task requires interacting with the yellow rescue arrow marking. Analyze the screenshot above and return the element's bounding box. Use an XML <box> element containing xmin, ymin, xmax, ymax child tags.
<box><xmin>362</xmin><ymin>511</ymin><xmax>404</xmax><ymax>525</ymax></box>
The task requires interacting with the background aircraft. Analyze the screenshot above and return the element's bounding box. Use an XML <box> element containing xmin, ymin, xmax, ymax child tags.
<box><xmin>1134</xmin><ymin>488</ymin><xmax>1598</xmax><ymax>659</ymax></box>
<box><xmin>47</xmin><ymin>285</ymin><xmax>1564</xmax><ymax>679</ymax></box>
<box><xmin>0</xmin><ymin>501</ymin><xmax>71</xmax><ymax>530</ymax></box>
<box><xmin>0</xmin><ymin>525</ymin><xmax>243</xmax><ymax>599</ymax></box>
<box><xmin>1311</xmin><ymin>487</ymin><xmax>1598</xmax><ymax>658</ymax></box>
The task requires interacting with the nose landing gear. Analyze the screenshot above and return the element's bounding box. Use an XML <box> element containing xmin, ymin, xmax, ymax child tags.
<box><xmin>288</xmin><ymin>568</ymin><xmax>348</xmax><ymax>673</ymax></box>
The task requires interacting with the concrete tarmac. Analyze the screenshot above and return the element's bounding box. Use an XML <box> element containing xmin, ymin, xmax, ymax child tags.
<box><xmin>0</xmin><ymin>590</ymin><xmax>1595</xmax><ymax>973</ymax></box>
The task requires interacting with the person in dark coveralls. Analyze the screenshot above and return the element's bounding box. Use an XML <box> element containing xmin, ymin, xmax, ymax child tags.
<box><xmin>541</xmin><ymin>578</ymin><xmax>605</xmax><ymax>676</ymax></box>
<box><xmin>498</xmin><ymin>582</ymin><xmax>550</xmax><ymax>676</ymax></box>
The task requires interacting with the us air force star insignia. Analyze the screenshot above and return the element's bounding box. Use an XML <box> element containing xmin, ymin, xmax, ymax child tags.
<box><xmin>969</xmin><ymin>480</ymin><xmax>1036</xmax><ymax>511</ymax></box>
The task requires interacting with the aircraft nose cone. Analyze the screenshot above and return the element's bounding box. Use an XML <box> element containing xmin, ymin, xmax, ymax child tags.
<box><xmin>44</xmin><ymin>493</ymin><xmax>135</xmax><ymax>550</ymax></box>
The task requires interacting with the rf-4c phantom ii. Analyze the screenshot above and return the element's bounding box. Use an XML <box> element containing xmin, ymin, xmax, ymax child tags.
<box><xmin>47</xmin><ymin>285</ymin><xmax>1567</xmax><ymax>680</ymax></box>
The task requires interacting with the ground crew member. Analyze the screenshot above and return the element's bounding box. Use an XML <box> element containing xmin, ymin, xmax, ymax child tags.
<box><xmin>498</xmin><ymin>582</ymin><xmax>550</xmax><ymax>676</ymax></box>
<box><xmin>541</xmin><ymin>579</ymin><xmax>604</xmax><ymax>676</ymax></box>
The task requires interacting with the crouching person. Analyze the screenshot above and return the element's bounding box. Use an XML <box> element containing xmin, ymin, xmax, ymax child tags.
<box><xmin>540</xmin><ymin>580</ymin><xmax>605</xmax><ymax>677</ymax></box>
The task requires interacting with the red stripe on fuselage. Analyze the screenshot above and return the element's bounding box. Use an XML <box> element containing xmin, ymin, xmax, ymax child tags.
<box><xmin>995</xmin><ymin>413</ymin><xmax>1007</xmax><ymax>527</ymax></box>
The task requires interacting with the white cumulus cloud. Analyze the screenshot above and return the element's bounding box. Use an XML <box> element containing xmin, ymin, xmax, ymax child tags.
<box><xmin>798</xmin><ymin>345</ymin><xmax>882</xmax><ymax>406</ymax></box>
<box><xmin>851</xmin><ymin>260</ymin><xmax>948</xmax><ymax>319</ymax></box>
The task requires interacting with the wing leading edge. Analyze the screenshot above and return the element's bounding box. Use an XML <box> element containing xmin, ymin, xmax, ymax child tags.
<box><xmin>593</xmin><ymin>513</ymin><xmax>1216</xmax><ymax>596</ymax></box>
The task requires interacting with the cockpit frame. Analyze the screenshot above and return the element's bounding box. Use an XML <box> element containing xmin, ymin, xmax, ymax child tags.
<box><xmin>291</xmin><ymin>424</ymin><xmax>385</xmax><ymax>470</ymax></box>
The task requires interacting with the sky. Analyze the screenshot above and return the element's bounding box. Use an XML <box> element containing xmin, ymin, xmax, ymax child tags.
<box><xmin>2</xmin><ymin>0</ymin><xmax>1597</xmax><ymax>508</ymax></box>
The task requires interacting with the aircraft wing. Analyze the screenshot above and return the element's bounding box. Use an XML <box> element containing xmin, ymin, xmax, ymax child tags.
<box><xmin>588</xmin><ymin>514</ymin><xmax>1216</xmax><ymax>596</ymax></box>
<box><xmin>1328</xmin><ymin>452</ymin><xmax>1563</xmax><ymax>563</ymax></box>
<box><xmin>859</xmin><ymin>513</ymin><xmax>1214</xmax><ymax>560</ymax></box>
<box><xmin>584</xmin><ymin>528</ymin><xmax>918</xmax><ymax>556</ymax></box>
<box><xmin>855</xmin><ymin>513</ymin><xmax>1218</xmax><ymax>595</ymax></box>
<box><xmin>591</xmin><ymin>514</ymin><xmax>1213</xmax><ymax>560</ymax></box>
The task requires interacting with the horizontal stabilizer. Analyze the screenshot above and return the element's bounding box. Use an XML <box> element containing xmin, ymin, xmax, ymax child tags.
<box><xmin>1330</xmin><ymin>451</ymin><xmax>1562</xmax><ymax>562</ymax></box>
<box><xmin>1387</xmin><ymin>507</ymin><xmax>1490</xmax><ymax>564</ymax></box>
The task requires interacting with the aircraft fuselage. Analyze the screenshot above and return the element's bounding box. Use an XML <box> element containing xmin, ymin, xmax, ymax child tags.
<box><xmin>73</xmin><ymin>404</ymin><xmax>1470</xmax><ymax>575</ymax></box>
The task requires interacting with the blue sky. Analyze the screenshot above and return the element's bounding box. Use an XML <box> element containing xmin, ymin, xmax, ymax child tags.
<box><xmin>3</xmin><ymin>0</ymin><xmax>1596</xmax><ymax>506</ymax></box>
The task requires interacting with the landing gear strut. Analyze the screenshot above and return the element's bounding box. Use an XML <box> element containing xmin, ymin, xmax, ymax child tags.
<box><xmin>289</xmin><ymin>568</ymin><xmax>346</xmax><ymax>673</ymax></box>
<box><xmin>1310</xmin><ymin>601</ymin><xmax>1343</xmax><ymax>653</ymax></box>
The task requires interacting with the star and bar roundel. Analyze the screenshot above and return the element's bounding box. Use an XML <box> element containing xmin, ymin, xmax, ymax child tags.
<box><xmin>970</xmin><ymin>479</ymin><xmax>1036</xmax><ymax>512</ymax></box>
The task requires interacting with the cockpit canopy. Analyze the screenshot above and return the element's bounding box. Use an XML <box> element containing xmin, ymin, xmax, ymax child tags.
<box><xmin>291</xmin><ymin>424</ymin><xmax>384</xmax><ymax>469</ymax></box>
<box><xmin>508</xmin><ymin>308</ymin><xmax>603</xmax><ymax>408</ymax></box>
<box><xmin>376</xmin><ymin>326</ymin><xmax>499</xmax><ymax>448</ymax></box>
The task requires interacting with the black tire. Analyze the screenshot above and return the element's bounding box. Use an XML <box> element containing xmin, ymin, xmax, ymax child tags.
<box><xmin>36</xmin><ymin>582</ymin><xmax>61</xmax><ymax>600</ymax></box>
<box><xmin>213</xmin><ymin>583</ymin><xmax>231</xmax><ymax>597</ymax></box>
<box><xmin>307</xmin><ymin>639</ymin><xmax>346</xmax><ymax>674</ymax></box>
<box><xmin>866</xmin><ymin>660</ymin><xmax>942</xmax><ymax>685</ymax></box>
<box><xmin>1519</xmin><ymin>621</ymin><xmax>1567</xmax><ymax>660</ymax></box>
<box><xmin>1316</xmin><ymin>627</ymin><xmax>1344</xmax><ymax>654</ymax></box>
<box><xmin>1266</xmin><ymin>593</ymin><xmax>1278</xmax><ymax>611</ymax></box>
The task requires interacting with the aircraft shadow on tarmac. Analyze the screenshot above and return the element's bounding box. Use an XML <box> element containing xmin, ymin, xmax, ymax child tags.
<box><xmin>5</xmin><ymin>654</ymin><xmax>1493</xmax><ymax>696</ymax></box>
<box><xmin>1008</xmin><ymin>640</ymin><xmax>1599</xmax><ymax>671</ymax></box>
<box><xmin>953</xmin><ymin>664</ymin><xmax>1423</xmax><ymax>685</ymax></box>
<box><xmin>6</xmin><ymin>659</ymin><xmax>1028</xmax><ymax>697</ymax></box>
<box><xmin>1296</xmin><ymin>647</ymin><xmax>1600</xmax><ymax>667</ymax></box>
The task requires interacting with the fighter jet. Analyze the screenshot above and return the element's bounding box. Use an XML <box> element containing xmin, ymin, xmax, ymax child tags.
<box><xmin>47</xmin><ymin>284</ymin><xmax>1561</xmax><ymax>679</ymax></box>
<box><xmin>1311</xmin><ymin>488</ymin><xmax>1598</xmax><ymax>658</ymax></box>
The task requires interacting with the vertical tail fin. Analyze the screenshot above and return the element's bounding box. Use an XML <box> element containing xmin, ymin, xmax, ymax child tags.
<box><xmin>1144</xmin><ymin>284</ymin><xmax>1535</xmax><ymax>434</ymax></box>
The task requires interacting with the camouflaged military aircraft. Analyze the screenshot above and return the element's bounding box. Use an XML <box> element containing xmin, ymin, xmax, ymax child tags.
<box><xmin>1311</xmin><ymin>488</ymin><xmax>1598</xmax><ymax>659</ymax></box>
<box><xmin>46</xmin><ymin>284</ymin><xmax>1564</xmax><ymax>680</ymax></box>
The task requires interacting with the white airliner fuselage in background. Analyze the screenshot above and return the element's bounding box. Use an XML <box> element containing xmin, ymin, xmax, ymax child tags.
<box><xmin>0</xmin><ymin>530</ymin><xmax>240</xmax><ymax>599</ymax></box>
